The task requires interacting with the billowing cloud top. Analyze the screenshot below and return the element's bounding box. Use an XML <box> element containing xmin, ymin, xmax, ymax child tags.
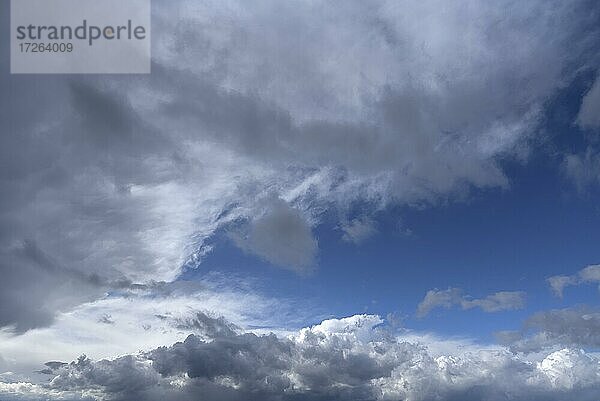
<box><xmin>2</xmin><ymin>313</ymin><xmax>600</xmax><ymax>401</ymax></box>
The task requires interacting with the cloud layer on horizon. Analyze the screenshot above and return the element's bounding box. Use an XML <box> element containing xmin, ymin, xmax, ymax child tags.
<box><xmin>2</xmin><ymin>314</ymin><xmax>600</xmax><ymax>401</ymax></box>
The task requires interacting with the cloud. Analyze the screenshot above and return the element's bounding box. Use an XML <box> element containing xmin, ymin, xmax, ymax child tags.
<box><xmin>461</xmin><ymin>291</ymin><xmax>527</xmax><ymax>312</ymax></box>
<box><xmin>416</xmin><ymin>288</ymin><xmax>464</xmax><ymax>317</ymax></box>
<box><xmin>3</xmin><ymin>314</ymin><xmax>600</xmax><ymax>401</ymax></box>
<box><xmin>0</xmin><ymin>273</ymin><xmax>303</xmax><ymax>379</ymax></box>
<box><xmin>0</xmin><ymin>0</ymin><xmax>598</xmax><ymax>333</ymax></box>
<box><xmin>499</xmin><ymin>307</ymin><xmax>600</xmax><ymax>353</ymax></box>
<box><xmin>578</xmin><ymin>74</ymin><xmax>600</xmax><ymax>129</ymax></box>
<box><xmin>563</xmin><ymin>150</ymin><xmax>600</xmax><ymax>192</ymax></box>
<box><xmin>340</xmin><ymin>217</ymin><xmax>378</xmax><ymax>244</ymax></box>
<box><xmin>564</xmin><ymin>72</ymin><xmax>600</xmax><ymax>189</ymax></box>
<box><xmin>547</xmin><ymin>264</ymin><xmax>600</xmax><ymax>298</ymax></box>
<box><xmin>417</xmin><ymin>288</ymin><xmax>526</xmax><ymax>317</ymax></box>
<box><xmin>231</xmin><ymin>199</ymin><xmax>318</xmax><ymax>273</ymax></box>
<box><xmin>547</xmin><ymin>275</ymin><xmax>580</xmax><ymax>299</ymax></box>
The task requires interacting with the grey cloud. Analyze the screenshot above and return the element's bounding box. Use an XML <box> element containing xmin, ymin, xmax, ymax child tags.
<box><xmin>0</xmin><ymin>240</ymin><xmax>105</xmax><ymax>333</ymax></box>
<box><xmin>174</xmin><ymin>313</ymin><xmax>240</xmax><ymax>340</ymax></box>
<box><xmin>5</xmin><ymin>313</ymin><xmax>600</xmax><ymax>401</ymax></box>
<box><xmin>98</xmin><ymin>315</ymin><xmax>115</xmax><ymax>325</ymax></box>
<box><xmin>547</xmin><ymin>264</ymin><xmax>600</xmax><ymax>298</ymax></box>
<box><xmin>417</xmin><ymin>288</ymin><xmax>464</xmax><ymax>318</ymax></box>
<box><xmin>417</xmin><ymin>288</ymin><xmax>526</xmax><ymax>317</ymax></box>
<box><xmin>231</xmin><ymin>200</ymin><xmax>318</xmax><ymax>273</ymax></box>
<box><xmin>461</xmin><ymin>291</ymin><xmax>527</xmax><ymax>313</ymax></box>
<box><xmin>500</xmin><ymin>307</ymin><xmax>600</xmax><ymax>353</ymax></box>
<box><xmin>0</xmin><ymin>238</ymin><xmax>152</xmax><ymax>333</ymax></box>
<box><xmin>578</xmin><ymin>74</ymin><xmax>600</xmax><ymax>128</ymax></box>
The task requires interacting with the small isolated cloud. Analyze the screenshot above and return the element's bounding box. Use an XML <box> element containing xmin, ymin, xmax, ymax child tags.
<box><xmin>341</xmin><ymin>217</ymin><xmax>377</xmax><ymax>244</ymax></box>
<box><xmin>231</xmin><ymin>200</ymin><xmax>317</xmax><ymax>274</ymax></box>
<box><xmin>547</xmin><ymin>264</ymin><xmax>600</xmax><ymax>298</ymax></box>
<box><xmin>417</xmin><ymin>288</ymin><xmax>526</xmax><ymax>317</ymax></box>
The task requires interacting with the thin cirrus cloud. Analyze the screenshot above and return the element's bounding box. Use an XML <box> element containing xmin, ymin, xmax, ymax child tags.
<box><xmin>417</xmin><ymin>288</ymin><xmax>526</xmax><ymax>318</ymax></box>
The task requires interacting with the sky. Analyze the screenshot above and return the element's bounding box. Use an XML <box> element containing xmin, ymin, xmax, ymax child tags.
<box><xmin>1</xmin><ymin>0</ymin><xmax>600</xmax><ymax>400</ymax></box>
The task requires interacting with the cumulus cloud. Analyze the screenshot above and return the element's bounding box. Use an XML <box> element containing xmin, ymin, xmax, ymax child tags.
<box><xmin>547</xmin><ymin>264</ymin><xmax>600</xmax><ymax>297</ymax></box>
<box><xmin>2</xmin><ymin>314</ymin><xmax>600</xmax><ymax>401</ymax></box>
<box><xmin>417</xmin><ymin>288</ymin><xmax>526</xmax><ymax>317</ymax></box>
